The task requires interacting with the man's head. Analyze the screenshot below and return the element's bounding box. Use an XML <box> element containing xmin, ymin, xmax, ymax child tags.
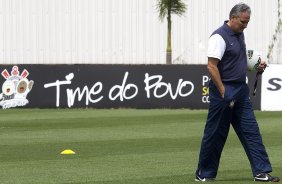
<box><xmin>228</xmin><ymin>3</ymin><xmax>251</xmax><ymax>33</ymax></box>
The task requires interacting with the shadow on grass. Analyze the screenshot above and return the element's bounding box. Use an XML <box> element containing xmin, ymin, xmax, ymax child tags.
<box><xmin>60</xmin><ymin>173</ymin><xmax>257</xmax><ymax>184</ymax></box>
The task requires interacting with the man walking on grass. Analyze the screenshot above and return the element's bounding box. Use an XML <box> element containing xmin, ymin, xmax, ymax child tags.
<box><xmin>195</xmin><ymin>3</ymin><xmax>280</xmax><ymax>182</ymax></box>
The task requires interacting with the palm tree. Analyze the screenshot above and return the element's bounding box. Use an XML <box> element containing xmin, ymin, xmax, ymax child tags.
<box><xmin>156</xmin><ymin>0</ymin><xmax>187</xmax><ymax>64</ymax></box>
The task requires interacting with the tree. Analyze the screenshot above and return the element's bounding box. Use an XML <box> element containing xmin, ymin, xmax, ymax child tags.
<box><xmin>156</xmin><ymin>0</ymin><xmax>187</xmax><ymax>64</ymax></box>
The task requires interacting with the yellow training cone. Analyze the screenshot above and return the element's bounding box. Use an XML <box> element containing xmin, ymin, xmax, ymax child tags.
<box><xmin>60</xmin><ymin>149</ymin><xmax>76</xmax><ymax>155</ymax></box>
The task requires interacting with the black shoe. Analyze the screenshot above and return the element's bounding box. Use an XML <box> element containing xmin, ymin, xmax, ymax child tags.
<box><xmin>195</xmin><ymin>174</ymin><xmax>215</xmax><ymax>182</ymax></box>
<box><xmin>254</xmin><ymin>173</ymin><xmax>280</xmax><ymax>182</ymax></box>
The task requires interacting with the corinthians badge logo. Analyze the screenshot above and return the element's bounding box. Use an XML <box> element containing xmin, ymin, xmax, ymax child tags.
<box><xmin>0</xmin><ymin>66</ymin><xmax>34</xmax><ymax>109</ymax></box>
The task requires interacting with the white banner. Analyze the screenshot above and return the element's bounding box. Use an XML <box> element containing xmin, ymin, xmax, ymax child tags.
<box><xmin>261</xmin><ymin>64</ymin><xmax>282</xmax><ymax>111</ymax></box>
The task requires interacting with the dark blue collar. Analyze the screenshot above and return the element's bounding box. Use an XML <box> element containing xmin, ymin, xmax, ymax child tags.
<box><xmin>223</xmin><ymin>20</ymin><xmax>242</xmax><ymax>36</ymax></box>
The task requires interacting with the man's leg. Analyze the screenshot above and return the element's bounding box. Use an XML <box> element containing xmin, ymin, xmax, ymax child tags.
<box><xmin>231</xmin><ymin>85</ymin><xmax>272</xmax><ymax>176</ymax></box>
<box><xmin>196</xmin><ymin>84</ymin><xmax>232</xmax><ymax>178</ymax></box>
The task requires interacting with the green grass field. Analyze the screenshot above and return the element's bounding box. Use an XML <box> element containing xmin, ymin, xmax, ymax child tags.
<box><xmin>0</xmin><ymin>109</ymin><xmax>281</xmax><ymax>184</ymax></box>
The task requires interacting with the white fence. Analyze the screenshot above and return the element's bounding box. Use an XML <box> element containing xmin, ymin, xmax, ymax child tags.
<box><xmin>0</xmin><ymin>0</ymin><xmax>280</xmax><ymax>64</ymax></box>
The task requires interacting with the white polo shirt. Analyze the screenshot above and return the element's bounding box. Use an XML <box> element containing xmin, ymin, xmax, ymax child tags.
<box><xmin>207</xmin><ymin>34</ymin><xmax>226</xmax><ymax>61</ymax></box>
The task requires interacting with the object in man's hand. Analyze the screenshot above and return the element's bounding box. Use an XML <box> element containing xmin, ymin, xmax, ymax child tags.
<box><xmin>247</xmin><ymin>49</ymin><xmax>261</xmax><ymax>71</ymax></box>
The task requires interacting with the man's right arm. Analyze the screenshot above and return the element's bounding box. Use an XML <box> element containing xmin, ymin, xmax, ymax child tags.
<box><xmin>207</xmin><ymin>57</ymin><xmax>225</xmax><ymax>98</ymax></box>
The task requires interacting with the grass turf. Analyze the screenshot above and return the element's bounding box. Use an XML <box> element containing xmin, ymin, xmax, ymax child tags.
<box><xmin>0</xmin><ymin>109</ymin><xmax>281</xmax><ymax>183</ymax></box>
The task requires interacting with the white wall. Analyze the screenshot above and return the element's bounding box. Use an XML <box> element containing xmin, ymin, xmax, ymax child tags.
<box><xmin>0</xmin><ymin>0</ymin><xmax>279</xmax><ymax>64</ymax></box>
